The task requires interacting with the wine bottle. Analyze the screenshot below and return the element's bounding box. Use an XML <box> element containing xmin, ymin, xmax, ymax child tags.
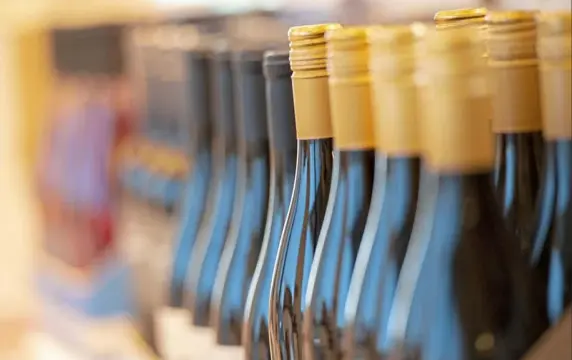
<box><xmin>183</xmin><ymin>49</ymin><xmax>239</xmax><ymax>331</ymax></box>
<box><xmin>530</xmin><ymin>11</ymin><xmax>572</xmax><ymax>325</ymax></box>
<box><xmin>343</xmin><ymin>24</ymin><xmax>423</xmax><ymax>360</ymax></box>
<box><xmin>209</xmin><ymin>49</ymin><xmax>271</xmax><ymax>350</ymax></box>
<box><xmin>243</xmin><ymin>51</ymin><xmax>298</xmax><ymax>360</ymax></box>
<box><xmin>303</xmin><ymin>27</ymin><xmax>376</xmax><ymax>360</ymax></box>
<box><xmin>383</xmin><ymin>26</ymin><xmax>546</xmax><ymax>360</ymax></box>
<box><xmin>487</xmin><ymin>11</ymin><xmax>544</xmax><ymax>255</ymax></box>
<box><xmin>169</xmin><ymin>46</ymin><xmax>214</xmax><ymax>306</ymax></box>
<box><xmin>268</xmin><ymin>23</ymin><xmax>340</xmax><ymax>360</ymax></box>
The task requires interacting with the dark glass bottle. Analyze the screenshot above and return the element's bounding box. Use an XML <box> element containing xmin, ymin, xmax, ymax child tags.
<box><xmin>487</xmin><ymin>11</ymin><xmax>544</xmax><ymax>256</ymax></box>
<box><xmin>183</xmin><ymin>49</ymin><xmax>239</xmax><ymax>333</ymax></box>
<box><xmin>209</xmin><ymin>49</ymin><xmax>271</xmax><ymax>351</ymax></box>
<box><xmin>303</xmin><ymin>27</ymin><xmax>376</xmax><ymax>360</ymax></box>
<box><xmin>383</xmin><ymin>26</ymin><xmax>546</xmax><ymax>360</ymax></box>
<box><xmin>169</xmin><ymin>47</ymin><xmax>214</xmax><ymax>306</ymax></box>
<box><xmin>530</xmin><ymin>12</ymin><xmax>572</xmax><ymax>326</ymax></box>
<box><xmin>343</xmin><ymin>25</ymin><xmax>422</xmax><ymax>360</ymax></box>
<box><xmin>268</xmin><ymin>23</ymin><xmax>339</xmax><ymax>360</ymax></box>
<box><xmin>243</xmin><ymin>51</ymin><xmax>298</xmax><ymax>360</ymax></box>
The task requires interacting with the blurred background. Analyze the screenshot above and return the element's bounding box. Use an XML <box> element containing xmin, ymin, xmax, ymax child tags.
<box><xmin>0</xmin><ymin>0</ymin><xmax>570</xmax><ymax>358</ymax></box>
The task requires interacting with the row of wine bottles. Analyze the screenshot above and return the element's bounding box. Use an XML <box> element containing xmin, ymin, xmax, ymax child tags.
<box><xmin>161</xmin><ymin>7</ymin><xmax>571</xmax><ymax>360</ymax></box>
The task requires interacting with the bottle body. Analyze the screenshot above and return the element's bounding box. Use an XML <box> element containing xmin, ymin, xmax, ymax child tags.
<box><xmin>185</xmin><ymin>152</ymin><xmax>239</xmax><ymax>325</ymax></box>
<box><xmin>547</xmin><ymin>141</ymin><xmax>572</xmax><ymax>323</ymax></box>
<box><xmin>243</xmin><ymin>154</ymin><xmax>296</xmax><ymax>359</ymax></box>
<box><xmin>183</xmin><ymin>50</ymin><xmax>239</xmax><ymax>328</ymax></box>
<box><xmin>530</xmin><ymin>11</ymin><xmax>572</xmax><ymax>325</ymax></box>
<box><xmin>343</xmin><ymin>155</ymin><xmax>421</xmax><ymax>359</ymax></box>
<box><xmin>243</xmin><ymin>51</ymin><xmax>298</xmax><ymax>360</ymax></box>
<box><xmin>210</xmin><ymin>148</ymin><xmax>270</xmax><ymax>344</ymax></box>
<box><xmin>303</xmin><ymin>150</ymin><xmax>375</xmax><ymax>359</ymax></box>
<box><xmin>170</xmin><ymin>148</ymin><xmax>212</xmax><ymax>305</ymax></box>
<box><xmin>531</xmin><ymin>141</ymin><xmax>572</xmax><ymax>324</ymax></box>
<box><xmin>389</xmin><ymin>173</ymin><xmax>545</xmax><ymax>359</ymax></box>
<box><xmin>210</xmin><ymin>50</ymin><xmax>271</xmax><ymax>347</ymax></box>
<box><xmin>494</xmin><ymin>132</ymin><xmax>543</xmax><ymax>254</ymax></box>
<box><xmin>268</xmin><ymin>139</ymin><xmax>334</xmax><ymax>359</ymax></box>
<box><xmin>169</xmin><ymin>51</ymin><xmax>214</xmax><ymax>306</ymax></box>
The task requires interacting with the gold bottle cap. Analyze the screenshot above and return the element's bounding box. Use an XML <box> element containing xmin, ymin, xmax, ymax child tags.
<box><xmin>368</xmin><ymin>24</ymin><xmax>426</xmax><ymax>156</ymax></box>
<box><xmin>434</xmin><ymin>7</ymin><xmax>487</xmax><ymax>29</ymax></box>
<box><xmin>327</xmin><ymin>27</ymin><xmax>375</xmax><ymax>149</ymax></box>
<box><xmin>421</xmin><ymin>27</ymin><xmax>494</xmax><ymax>173</ymax></box>
<box><xmin>289</xmin><ymin>23</ymin><xmax>343</xmax><ymax>78</ymax></box>
<box><xmin>537</xmin><ymin>11</ymin><xmax>572</xmax><ymax>140</ymax></box>
<box><xmin>487</xmin><ymin>10</ymin><xmax>537</xmax><ymax>61</ymax></box>
<box><xmin>486</xmin><ymin>10</ymin><xmax>542</xmax><ymax>133</ymax></box>
<box><xmin>289</xmin><ymin>24</ymin><xmax>341</xmax><ymax>140</ymax></box>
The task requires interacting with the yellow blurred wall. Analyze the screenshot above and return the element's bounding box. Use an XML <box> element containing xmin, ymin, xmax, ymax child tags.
<box><xmin>15</xmin><ymin>28</ymin><xmax>52</xmax><ymax>175</ymax></box>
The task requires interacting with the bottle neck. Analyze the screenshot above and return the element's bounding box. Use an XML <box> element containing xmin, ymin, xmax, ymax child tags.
<box><xmin>298</xmin><ymin>138</ymin><xmax>334</xmax><ymax>158</ymax></box>
<box><xmin>270</xmin><ymin>146</ymin><xmax>297</xmax><ymax>177</ymax></box>
<box><xmin>266</xmin><ymin>72</ymin><xmax>297</xmax><ymax>178</ymax></box>
<box><xmin>495</xmin><ymin>132</ymin><xmax>543</xmax><ymax>173</ymax></box>
<box><xmin>212</xmin><ymin>59</ymin><xmax>237</xmax><ymax>156</ymax></box>
<box><xmin>433</xmin><ymin>169</ymin><xmax>496</xmax><ymax>194</ymax></box>
<box><xmin>334</xmin><ymin>148</ymin><xmax>376</xmax><ymax>164</ymax></box>
<box><xmin>374</xmin><ymin>152</ymin><xmax>422</xmax><ymax>176</ymax></box>
<box><xmin>549</xmin><ymin>140</ymin><xmax>571</xmax><ymax>196</ymax></box>
<box><xmin>236</xmin><ymin>68</ymin><xmax>269</xmax><ymax>160</ymax></box>
<box><xmin>186</xmin><ymin>55</ymin><xmax>213</xmax><ymax>153</ymax></box>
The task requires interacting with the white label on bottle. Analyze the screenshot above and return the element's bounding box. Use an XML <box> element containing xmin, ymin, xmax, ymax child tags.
<box><xmin>155</xmin><ymin>307</ymin><xmax>216</xmax><ymax>360</ymax></box>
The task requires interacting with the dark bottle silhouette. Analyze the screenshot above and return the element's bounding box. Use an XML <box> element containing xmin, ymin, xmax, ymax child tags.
<box><xmin>183</xmin><ymin>49</ymin><xmax>239</xmax><ymax>329</ymax></box>
<box><xmin>168</xmin><ymin>46</ymin><xmax>214</xmax><ymax>306</ymax></box>
<box><xmin>268</xmin><ymin>23</ymin><xmax>340</xmax><ymax>360</ymax></box>
<box><xmin>343</xmin><ymin>25</ymin><xmax>423</xmax><ymax>360</ymax></box>
<box><xmin>243</xmin><ymin>51</ymin><xmax>298</xmax><ymax>360</ymax></box>
<box><xmin>487</xmin><ymin>11</ymin><xmax>544</xmax><ymax>257</ymax></box>
<box><xmin>209</xmin><ymin>49</ymin><xmax>271</xmax><ymax>348</ymax></box>
<box><xmin>383</xmin><ymin>26</ymin><xmax>547</xmax><ymax>360</ymax></box>
<box><xmin>303</xmin><ymin>27</ymin><xmax>376</xmax><ymax>360</ymax></box>
<box><xmin>529</xmin><ymin>12</ymin><xmax>572</xmax><ymax>326</ymax></box>
<box><xmin>136</xmin><ymin>26</ymin><xmax>191</xmax><ymax>211</ymax></box>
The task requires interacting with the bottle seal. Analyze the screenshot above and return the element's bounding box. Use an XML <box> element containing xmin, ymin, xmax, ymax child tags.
<box><xmin>537</xmin><ymin>11</ymin><xmax>572</xmax><ymax>140</ymax></box>
<box><xmin>263</xmin><ymin>51</ymin><xmax>291</xmax><ymax>79</ymax></box>
<box><xmin>289</xmin><ymin>24</ymin><xmax>341</xmax><ymax>140</ymax></box>
<box><xmin>327</xmin><ymin>27</ymin><xmax>375</xmax><ymax>149</ymax></box>
<box><xmin>368</xmin><ymin>24</ymin><xmax>425</xmax><ymax>155</ymax></box>
<box><xmin>422</xmin><ymin>27</ymin><xmax>495</xmax><ymax>173</ymax></box>
<box><xmin>487</xmin><ymin>11</ymin><xmax>542</xmax><ymax>133</ymax></box>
